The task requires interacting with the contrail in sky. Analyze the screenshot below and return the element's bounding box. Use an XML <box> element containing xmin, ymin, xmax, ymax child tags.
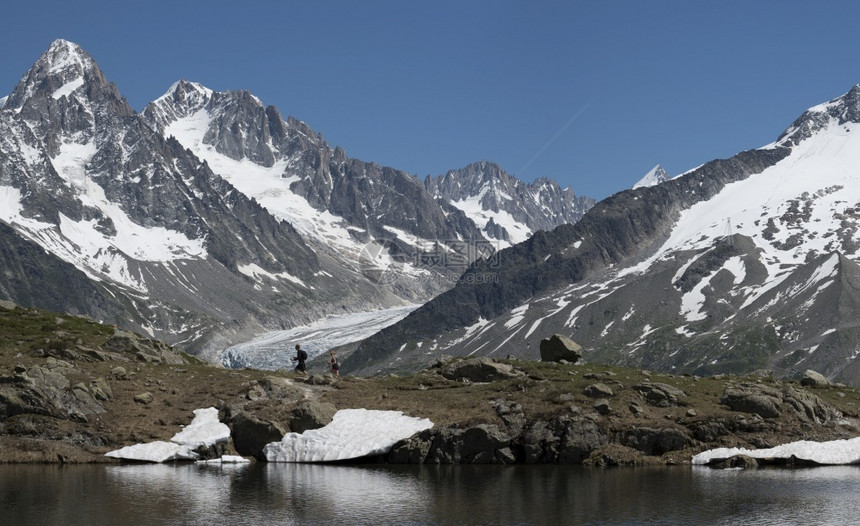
<box><xmin>517</xmin><ymin>100</ymin><xmax>593</xmax><ymax>177</ymax></box>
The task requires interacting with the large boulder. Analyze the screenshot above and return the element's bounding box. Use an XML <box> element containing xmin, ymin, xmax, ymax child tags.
<box><xmin>388</xmin><ymin>424</ymin><xmax>514</xmax><ymax>464</ymax></box>
<box><xmin>781</xmin><ymin>385</ymin><xmax>842</xmax><ymax>424</ymax></box>
<box><xmin>539</xmin><ymin>334</ymin><xmax>582</xmax><ymax>363</ymax></box>
<box><xmin>229</xmin><ymin>412</ymin><xmax>287</xmax><ymax>460</ymax></box>
<box><xmin>800</xmin><ymin>370</ymin><xmax>829</xmax><ymax>387</ymax></box>
<box><xmin>438</xmin><ymin>357</ymin><xmax>523</xmax><ymax>382</ymax></box>
<box><xmin>721</xmin><ymin>386</ymin><xmax>782</xmax><ymax>419</ymax></box>
<box><xmin>719</xmin><ymin>383</ymin><xmax>842</xmax><ymax>423</ymax></box>
<box><xmin>289</xmin><ymin>401</ymin><xmax>337</xmax><ymax>433</ymax></box>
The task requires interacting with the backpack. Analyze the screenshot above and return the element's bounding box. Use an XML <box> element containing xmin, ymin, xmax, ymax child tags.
<box><xmin>298</xmin><ymin>349</ymin><xmax>308</xmax><ymax>361</ymax></box>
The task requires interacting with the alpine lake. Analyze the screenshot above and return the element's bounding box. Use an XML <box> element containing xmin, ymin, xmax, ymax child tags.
<box><xmin>1</xmin><ymin>462</ymin><xmax>857</xmax><ymax>525</ymax></box>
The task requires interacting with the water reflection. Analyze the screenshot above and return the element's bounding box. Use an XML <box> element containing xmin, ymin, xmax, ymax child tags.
<box><xmin>1</xmin><ymin>463</ymin><xmax>858</xmax><ymax>525</ymax></box>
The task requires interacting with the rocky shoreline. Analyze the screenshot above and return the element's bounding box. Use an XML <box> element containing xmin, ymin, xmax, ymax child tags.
<box><xmin>1</xmin><ymin>303</ymin><xmax>858</xmax><ymax>466</ymax></box>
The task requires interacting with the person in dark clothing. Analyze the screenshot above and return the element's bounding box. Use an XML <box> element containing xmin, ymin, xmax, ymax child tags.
<box><xmin>329</xmin><ymin>351</ymin><xmax>340</xmax><ymax>377</ymax></box>
<box><xmin>292</xmin><ymin>344</ymin><xmax>308</xmax><ymax>377</ymax></box>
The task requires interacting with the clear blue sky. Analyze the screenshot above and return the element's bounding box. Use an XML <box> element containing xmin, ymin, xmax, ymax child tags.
<box><xmin>3</xmin><ymin>1</ymin><xmax>860</xmax><ymax>200</ymax></box>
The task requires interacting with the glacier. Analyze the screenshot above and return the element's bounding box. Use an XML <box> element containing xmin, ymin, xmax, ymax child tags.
<box><xmin>221</xmin><ymin>305</ymin><xmax>418</xmax><ymax>369</ymax></box>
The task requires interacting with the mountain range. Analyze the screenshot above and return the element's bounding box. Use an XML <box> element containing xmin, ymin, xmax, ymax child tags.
<box><xmin>344</xmin><ymin>84</ymin><xmax>860</xmax><ymax>386</ymax></box>
<box><xmin>0</xmin><ymin>40</ymin><xmax>594</xmax><ymax>359</ymax></box>
<box><xmin>7</xmin><ymin>40</ymin><xmax>860</xmax><ymax>387</ymax></box>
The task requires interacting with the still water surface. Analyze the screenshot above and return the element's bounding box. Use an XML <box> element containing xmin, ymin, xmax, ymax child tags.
<box><xmin>1</xmin><ymin>463</ymin><xmax>857</xmax><ymax>525</ymax></box>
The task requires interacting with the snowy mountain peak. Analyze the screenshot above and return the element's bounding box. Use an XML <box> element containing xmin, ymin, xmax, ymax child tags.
<box><xmin>43</xmin><ymin>39</ymin><xmax>91</xmax><ymax>75</ymax></box>
<box><xmin>150</xmin><ymin>79</ymin><xmax>269</xmax><ymax>124</ymax></box>
<box><xmin>776</xmin><ymin>83</ymin><xmax>860</xmax><ymax>147</ymax></box>
<box><xmin>426</xmin><ymin>161</ymin><xmax>594</xmax><ymax>246</ymax></box>
<box><xmin>147</xmin><ymin>79</ymin><xmax>216</xmax><ymax>124</ymax></box>
<box><xmin>166</xmin><ymin>79</ymin><xmax>214</xmax><ymax>104</ymax></box>
<box><xmin>4</xmin><ymin>39</ymin><xmax>130</xmax><ymax>119</ymax></box>
<box><xmin>7</xmin><ymin>40</ymin><xmax>94</xmax><ymax>103</ymax></box>
<box><xmin>633</xmin><ymin>164</ymin><xmax>671</xmax><ymax>189</ymax></box>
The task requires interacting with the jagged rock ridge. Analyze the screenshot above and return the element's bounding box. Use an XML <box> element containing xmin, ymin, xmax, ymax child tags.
<box><xmin>425</xmin><ymin>161</ymin><xmax>595</xmax><ymax>246</ymax></box>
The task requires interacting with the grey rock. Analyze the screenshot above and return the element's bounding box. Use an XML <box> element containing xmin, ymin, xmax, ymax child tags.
<box><xmin>387</xmin><ymin>430</ymin><xmax>433</xmax><ymax>464</ymax></box>
<box><xmin>246</xmin><ymin>387</ymin><xmax>266</xmax><ymax>401</ymax></box>
<box><xmin>691</xmin><ymin>419</ymin><xmax>730</xmax><ymax>442</ymax></box>
<box><xmin>557</xmin><ymin>419</ymin><xmax>607</xmax><ymax>464</ymax></box>
<box><xmin>708</xmin><ymin>454</ymin><xmax>759</xmax><ymax>469</ymax></box>
<box><xmin>289</xmin><ymin>401</ymin><xmax>337</xmax><ymax>433</ymax></box>
<box><xmin>628</xmin><ymin>401</ymin><xmax>646</xmax><ymax>416</ymax></box>
<box><xmin>0</xmin><ymin>362</ymin><xmax>105</xmax><ymax>421</ymax></box>
<box><xmin>522</xmin><ymin>416</ymin><xmax>609</xmax><ymax>464</ymax></box>
<box><xmin>89</xmin><ymin>378</ymin><xmax>112</xmax><ymax>401</ymax></box>
<box><xmin>781</xmin><ymin>385</ymin><xmax>842</xmax><ymax>424</ymax></box>
<box><xmin>305</xmin><ymin>374</ymin><xmax>336</xmax><ymax>386</ymax></box>
<box><xmin>539</xmin><ymin>334</ymin><xmax>583</xmax><ymax>363</ymax></box>
<box><xmin>388</xmin><ymin>424</ymin><xmax>513</xmax><ymax>465</ymax></box>
<box><xmin>623</xmin><ymin>427</ymin><xmax>690</xmax><ymax>455</ymax></box>
<box><xmin>255</xmin><ymin>377</ymin><xmax>307</xmax><ymax>402</ymax></box>
<box><xmin>523</xmin><ymin>419</ymin><xmax>560</xmax><ymax>464</ymax></box>
<box><xmin>719</xmin><ymin>383</ymin><xmax>842</xmax><ymax>424</ymax></box>
<box><xmin>133</xmin><ymin>392</ymin><xmax>154</xmax><ymax>404</ymax></box>
<box><xmin>718</xmin><ymin>383</ymin><xmax>841</xmax><ymax>424</ymax></box>
<box><xmin>593</xmin><ymin>399</ymin><xmax>612</xmax><ymax>415</ymax></box>
<box><xmin>800</xmin><ymin>370</ymin><xmax>829</xmax><ymax>387</ymax></box>
<box><xmin>491</xmin><ymin>398</ymin><xmax>527</xmax><ymax>436</ymax></box>
<box><xmin>104</xmin><ymin>331</ymin><xmax>187</xmax><ymax>365</ymax></box>
<box><xmin>438</xmin><ymin>357</ymin><xmax>523</xmax><ymax>383</ymax></box>
<box><xmin>583</xmin><ymin>383</ymin><xmax>614</xmax><ymax>398</ymax></box>
<box><xmin>229</xmin><ymin>412</ymin><xmax>287</xmax><ymax>461</ymax></box>
<box><xmin>632</xmin><ymin>382</ymin><xmax>688</xmax><ymax>407</ymax></box>
<box><xmin>722</xmin><ymin>387</ymin><xmax>782</xmax><ymax>419</ymax></box>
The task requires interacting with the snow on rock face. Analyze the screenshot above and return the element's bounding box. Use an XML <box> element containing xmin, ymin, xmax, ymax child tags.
<box><xmin>264</xmin><ymin>409</ymin><xmax>433</xmax><ymax>462</ymax></box>
<box><xmin>105</xmin><ymin>407</ymin><xmax>230</xmax><ymax>462</ymax></box>
<box><xmin>103</xmin><ymin>440</ymin><xmax>199</xmax><ymax>463</ymax></box>
<box><xmin>692</xmin><ymin>436</ymin><xmax>860</xmax><ymax>466</ymax></box>
<box><xmin>169</xmin><ymin>407</ymin><xmax>231</xmax><ymax>448</ymax></box>
<box><xmin>633</xmin><ymin>164</ymin><xmax>671</xmax><ymax>189</ymax></box>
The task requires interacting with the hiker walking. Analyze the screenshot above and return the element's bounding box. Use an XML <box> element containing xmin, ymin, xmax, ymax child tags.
<box><xmin>292</xmin><ymin>344</ymin><xmax>308</xmax><ymax>377</ymax></box>
<box><xmin>329</xmin><ymin>350</ymin><xmax>340</xmax><ymax>377</ymax></box>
